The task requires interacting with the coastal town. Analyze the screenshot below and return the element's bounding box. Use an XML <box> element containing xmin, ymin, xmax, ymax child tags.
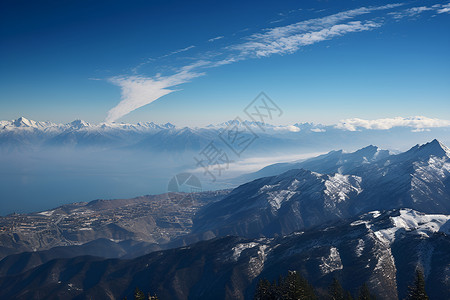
<box><xmin>0</xmin><ymin>190</ymin><xmax>229</xmax><ymax>255</ymax></box>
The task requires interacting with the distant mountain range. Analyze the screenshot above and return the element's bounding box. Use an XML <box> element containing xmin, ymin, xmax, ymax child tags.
<box><xmin>0</xmin><ymin>139</ymin><xmax>449</xmax><ymax>299</ymax></box>
<box><xmin>0</xmin><ymin>116</ymin><xmax>177</xmax><ymax>131</ymax></box>
<box><xmin>1</xmin><ymin>117</ymin><xmax>449</xmax><ymax>154</ymax></box>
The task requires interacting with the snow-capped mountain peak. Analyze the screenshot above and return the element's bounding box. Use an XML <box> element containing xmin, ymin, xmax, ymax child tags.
<box><xmin>162</xmin><ymin>122</ymin><xmax>176</xmax><ymax>129</ymax></box>
<box><xmin>407</xmin><ymin>139</ymin><xmax>449</xmax><ymax>159</ymax></box>
<box><xmin>347</xmin><ymin>145</ymin><xmax>390</xmax><ymax>163</ymax></box>
<box><xmin>0</xmin><ymin>117</ymin><xmax>181</xmax><ymax>135</ymax></box>
<box><xmin>6</xmin><ymin>117</ymin><xmax>57</xmax><ymax>130</ymax></box>
<box><xmin>13</xmin><ymin>117</ymin><xmax>34</xmax><ymax>127</ymax></box>
<box><xmin>436</xmin><ymin>139</ymin><xmax>450</xmax><ymax>157</ymax></box>
<box><xmin>69</xmin><ymin>119</ymin><xmax>90</xmax><ymax>129</ymax></box>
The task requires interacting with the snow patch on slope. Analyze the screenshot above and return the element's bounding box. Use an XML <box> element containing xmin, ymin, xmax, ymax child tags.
<box><xmin>232</xmin><ymin>242</ymin><xmax>259</xmax><ymax>261</ymax></box>
<box><xmin>375</xmin><ymin>209</ymin><xmax>450</xmax><ymax>244</ymax></box>
<box><xmin>411</xmin><ymin>156</ymin><xmax>450</xmax><ymax>203</ymax></box>
<box><xmin>266</xmin><ymin>190</ymin><xmax>297</xmax><ymax>210</ymax></box>
<box><xmin>320</xmin><ymin>247</ymin><xmax>343</xmax><ymax>274</ymax></box>
<box><xmin>258</xmin><ymin>184</ymin><xmax>281</xmax><ymax>194</ymax></box>
<box><xmin>247</xmin><ymin>245</ymin><xmax>270</xmax><ymax>279</ymax></box>
<box><xmin>322</xmin><ymin>174</ymin><xmax>363</xmax><ymax>212</ymax></box>
<box><xmin>356</xmin><ymin>239</ymin><xmax>365</xmax><ymax>257</ymax></box>
<box><xmin>324</xmin><ymin>174</ymin><xmax>362</xmax><ymax>204</ymax></box>
<box><xmin>369</xmin><ymin>211</ymin><xmax>381</xmax><ymax>218</ymax></box>
<box><xmin>288</xmin><ymin>179</ymin><xmax>301</xmax><ymax>190</ymax></box>
<box><xmin>258</xmin><ymin>179</ymin><xmax>301</xmax><ymax>211</ymax></box>
<box><xmin>413</xmin><ymin>156</ymin><xmax>450</xmax><ymax>182</ymax></box>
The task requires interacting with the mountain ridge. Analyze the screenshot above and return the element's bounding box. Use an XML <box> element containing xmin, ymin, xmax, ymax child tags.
<box><xmin>191</xmin><ymin>140</ymin><xmax>450</xmax><ymax>240</ymax></box>
<box><xmin>0</xmin><ymin>208</ymin><xmax>448</xmax><ymax>300</ymax></box>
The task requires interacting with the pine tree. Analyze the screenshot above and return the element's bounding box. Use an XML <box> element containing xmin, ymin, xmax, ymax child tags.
<box><xmin>344</xmin><ymin>291</ymin><xmax>354</xmax><ymax>300</ymax></box>
<box><xmin>134</xmin><ymin>287</ymin><xmax>145</xmax><ymax>300</ymax></box>
<box><xmin>286</xmin><ymin>271</ymin><xmax>304</xmax><ymax>299</ymax></box>
<box><xmin>406</xmin><ymin>269</ymin><xmax>429</xmax><ymax>300</ymax></box>
<box><xmin>357</xmin><ymin>283</ymin><xmax>375</xmax><ymax>300</ymax></box>
<box><xmin>277</xmin><ymin>274</ymin><xmax>288</xmax><ymax>299</ymax></box>
<box><xmin>329</xmin><ymin>278</ymin><xmax>345</xmax><ymax>300</ymax></box>
<box><xmin>253</xmin><ymin>271</ymin><xmax>317</xmax><ymax>299</ymax></box>
<box><xmin>298</xmin><ymin>274</ymin><xmax>317</xmax><ymax>300</ymax></box>
<box><xmin>254</xmin><ymin>279</ymin><xmax>273</xmax><ymax>300</ymax></box>
<box><xmin>148</xmin><ymin>293</ymin><xmax>160</xmax><ymax>300</ymax></box>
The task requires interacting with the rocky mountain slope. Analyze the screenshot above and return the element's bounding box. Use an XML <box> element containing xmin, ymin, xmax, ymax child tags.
<box><xmin>191</xmin><ymin>140</ymin><xmax>450</xmax><ymax>239</ymax></box>
<box><xmin>0</xmin><ymin>209</ymin><xmax>448</xmax><ymax>300</ymax></box>
<box><xmin>232</xmin><ymin>145</ymin><xmax>391</xmax><ymax>184</ymax></box>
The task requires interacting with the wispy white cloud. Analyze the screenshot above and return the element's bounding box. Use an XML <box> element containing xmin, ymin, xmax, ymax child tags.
<box><xmin>273</xmin><ymin>125</ymin><xmax>301</xmax><ymax>132</ymax></box>
<box><xmin>389</xmin><ymin>2</ymin><xmax>450</xmax><ymax>19</ymax></box>
<box><xmin>229</xmin><ymin>3</ymin><xmax>403</xmax><ymax>59</ymax></box>
<box><xmin>389</xmin><ymin>6</ymin><xmax>434</xmax><ymax>19</ymax></box>
<box><xmin>232</xmin><ymin>21</ymin><xmax>380</xmax><ymax>58</ymax></box>
<box><xmin>106</xmin><ymin>62</ymin><xmax>206</xmax><ymax>122</ymax></box>
<box><xmin>190</xmin><ymin>152</ymin><xmax>324</xmax><ymax>177</ymax></box>
<box><xmin>162</xmin><ymin>45</ymin><xmax>196</xmax><ymax>57</ymax></box>
<box><xmin>270</xmin><ymin>19</ymin><xmax>285</xmax><ymax>24</ymax></box>
<box><xmin>436</xmin><ymin>2</ymin><xmax>450</xmax><ymax>13</ymax></box>
<box><xmin>107</xmin><ymin>3</ymin><xmax>438</xmax><ymax>122</ymax></box>
<box><xmin>208</xmin><ymin>36</ymin><xmax>224</xmax><ymax>42</ymax></box>
<box><xmin>411</xmin><ymin>128</ymin><xmax>431</xmax><ymax>132</ymax></box>
<box><xmin>131</xmin><ymin>45</ymin><xmax>196</xmax><ymax>74</ymax></box>
<box><xmin>311</xmin><ymin>128</ymin><xmax>326</xmax><ymax>133</ymax></box>
<box><xmin>336</xmin><ymin>116</ymin><xmax>450</xmax><ymax>131</ymax></box>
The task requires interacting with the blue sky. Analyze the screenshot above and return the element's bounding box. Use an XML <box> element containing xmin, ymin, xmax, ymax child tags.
<box><xmin>1</xmin><ymin>0</ymin><xmax>449</xmax><ymax>126</ymax></box>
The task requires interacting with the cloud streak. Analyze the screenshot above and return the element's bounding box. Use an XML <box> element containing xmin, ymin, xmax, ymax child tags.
<box><xmin>208</xmin><ymin>36</ymin><xmax>224</xmax><ymax>42</ymax></box>
<box><xmin>388</xmin><ymin>2</ymin><xmax>450</xmax><ymax>19</ymax></box>
<box><xmin>335</xmin><ymin>116</ymin><xmax>450</xmax><ymax>131</ymax></box>
<box><xmin>106</xmin><ymin>63</ymin><xmax>205</xmax><ymax>122</ymax></box>
<box><xmin>228</xmin><ymin>4</ymin><xmax>402</xmax><ymax>59</ymax></box>
<box><xmin>436</xmin><ymin>2</ymin><xmax>450</xmax><ymax>13</ymax></box>
<box><xmin>231</xmin><ymin>21</ymin><xmax>380</xmax><ymax>58</ymax></box>
<box><xmin>105</xmin><ymin>2</ymin><xmax>444</xmax><ymax>122</ymax></box>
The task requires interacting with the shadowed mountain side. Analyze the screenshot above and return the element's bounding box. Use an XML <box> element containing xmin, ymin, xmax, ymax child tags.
<box><xmin>190</xmin><ymin>140</ymin><xmax>450</xmax><ymax>240</ymax></box>
<box><xmin>0</xmin><ymin>238</ymin><xmax>159</xmax><ymax>277</ymax></box>
<box><xmin>0</xmin><ymin>209</ymin><xmax>448</xmax><ymax>300</ymax></box>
